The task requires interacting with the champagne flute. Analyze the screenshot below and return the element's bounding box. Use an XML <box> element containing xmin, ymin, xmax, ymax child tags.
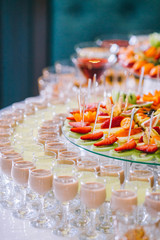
<box><xmin>11</xmin><ymin>160</ymin><xmax>36</xmax><ymax>219</ymax></box>
<box><xmin>80</xmin><ymin>180</ymin><xmax>106</xmax><ymax>240</ymax></box>
<box><xmin>73</xmin><ymin>156</ymin><xmax>99</xmax><ymax>228</ymax></box>
<box><xmin>53</xmin><ymin>174</ymin><xmax>79</xmax><ymax>237</ymax></box>
<box><xmin>29</xmin><ymin>168</ymin><xmax>53</xmax><ymax>228</ymax></box>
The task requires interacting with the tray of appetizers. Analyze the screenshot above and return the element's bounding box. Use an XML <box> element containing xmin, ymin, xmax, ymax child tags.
<box><xmin>118</xmin><ymin>33</ymin><xmax>160</xmax><ymax>81</ymax></box>
<box><xmin>63</xmin><ymin>90</ymin><xmax>160</xmax><ymax>166</ymax></box>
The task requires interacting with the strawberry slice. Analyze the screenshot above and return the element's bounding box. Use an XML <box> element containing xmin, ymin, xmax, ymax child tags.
<box><xmin>101</xmin><ymin>116</ymin><xmax>124</xmax><ymax>129</ymax></box>
<box><xmin>138</xmin><ymin>136</ymin><xmax>143</xmax><ymax>143</ymax></box>
<box><xmin>67</xmin><ymin>116</ymin><xmax>75</xmax><ymax>121</ymax></box>
<box><xmin>80</xmin><ymin>132</ymin><xmax>103</xmax><ymax>140</ymax></box>
<box><xmin>153</xmin><ymin>127</ymin><xmax>160</xmax><ymax>135</ymax></box>
<box><xmin>94</xmin><ymin>135</ymin><xmax>118</xmax><ymax>146</ymax></box>
<box><xmin>115</xmin><ymin>139</ymin><xmax>136</xmax><ymax>152</ymax></box>
<box><xmin>71</xmin><ymin>126</ymin><xmax>92</xmax><ymax>134</ymax></box>
<box><xmin>136</xmin><ymin>144</ymin><xmax>158</xmax><ymax>153</ymax></box>
<box><xmin>69</xmin><ymin>122</ymin><xmax>90</xmax><ymax>128</ymax></box>
<box><xmin>98</xmin><ymin>112</ymin><xmax>108</xmax><ymax>116</ymax></box>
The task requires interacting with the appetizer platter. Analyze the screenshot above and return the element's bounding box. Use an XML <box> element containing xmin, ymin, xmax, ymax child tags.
<box><xmin>63</xmin><ymin>89</ymin><xmax>160</xmax><ymax>165</ymax></box>
<box><xmin>118</xmin><ymin>33</ymin><xmax>160</xmax><ymax>80</ymax></box>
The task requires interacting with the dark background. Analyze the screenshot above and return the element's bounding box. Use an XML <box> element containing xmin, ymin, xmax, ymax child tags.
<box><xmin>0</xmin><ymin>0</ymin><xmax>160</xmax><ymax>108</ymax></box>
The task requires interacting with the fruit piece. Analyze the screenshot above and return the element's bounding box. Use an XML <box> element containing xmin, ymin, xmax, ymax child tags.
<box><xmin>80</xmin><ymin>132</ymin><xmax>103</xmax><ymax>140</ymax></box>
<box><xmin>69</xmin><ymin>122</ymin><xmax>90</xmax><ymax>128</ymax></box>
<box><xmin>70</xmin><ymin>110</ymin><xmax>79</xmax><ymax>115</ymax></box>
<box><xmin>143</xmin><ymin>90</ymin><xmax>160</xmax><ymax>105</ymax></box>
<box><xmin>68</xmin><ymin>131</ymin><xmax>84</xmax><ymax>139</ymax></box>
<box><xmin>121</xmin><ymin>109</ymin><xmax>133</xmax><ymax>117</ymax></box>
<box><xmin>141</xmin><ymin>114</ymin><xmax>160</xmax><ymax>129</ymax></box>
<box><xmin>77</xmin><ymin>138</ymin><xmax>102</xmax><ymax>146</ymax></box>
<box><xmin>144</xmin><ymin>46</ymin><xmax>157</xmax><ymax>58</ymax></box>
<box><xmin>71</xmin><ymin>126</ymin><xmax>91</xmax><ymax>134</ymax></box>
<box><xmin>67</xmin><ymin>116</ymin><xmax>75</xmax><ymax>121</ymax></box>
<box><xmin>150</xmin><ymin>65</ymin><xmax>160</xmax><ymax>78</ymax></box>
<box><xmin>94</xmin><ymin>135</ymin><xmax>118</xmax><ymax>146</ymax></box>
<box><xmin>101</xmin><ymin>116</ymin><xmax>124</xmax><ymax>129</ymax></box>
<box><xmin>118</xmin><ymin>133</ymin><xmax>143</xmax><ymax>143</ymax></box>
<box><xmin>97</xmin><ymin>117</ymin><xmax>109</xmax><ymax>123</ymax></box>
<box><xmin>138</xmin><ymin>136</ymin><xmax>143</xmax><ymax>143</ymax></box>
<box><xmin>132</xmin><ymin>60</ymin><xmax>146</xmax><ymax>72</ymax></box>
<box><xmin>128</xmin><ymin>102</ymin><xmax>153</xmax><ymax>109</ymax></box>
<box><xmin>110</xmin><ymin>149</ymin><xmax>136</xmax><ymax>157</ymax></box>
<box><xmin>128</xmin><ymin>93</ymin><xmax>137</xmax><ymax>104</ymax></box>
<box><xmin>132</xmin><ymin>152</ymin><xmax>154</xmax><ymax>162</ymax></box>
<box><xmin>114</xmin><ymin>139</ymin><xmax>136</xmax><ymax>152</ymax></box>
<box><xmin>123</xmin><ymin>58</ymin><xmax>135</xmax><ymax>68</ymax></box>
<box><xmin>115</xmin><ymin>127</ymin><xmax>142</xmax><ymax>137</ymax></box>
<box><xmin>121</xmin><ymin>92</ymin><xmax>127</xmax><ymax>102</ymax></box>
<box><xmin>112</xmin><ymin>90</ymin><xmax>120</xmax><ymax>104</ymax></box>
<box><xmin>136</xmin><ymin>144</ymin><xmax>158</xmax><ymax>153</ymax></box>
<box><xmin>143</xmin><ymin>63</ymin><xmax>154</xmax><ymax>75</ymax></box>
<box><xmin>98</xmin><ymin>112</ymin><xmax>108</xmax><ymax>116</ymax></box>
<box><xmin>73</xmin><ymin>111</ymin><xmax>96</xmax><ymax>123</ymax></box>
<box><xmin>150</xmin><ymin>135</ymin><xmax>160</xmax><ymax>146</ymax></box>
<box><xmin>149</xmin><ymin>32</ymin><xmax>160</xmax><ymax>48</ymax></box>
<box><xmin>153</xmin><ymin>126</ymin><xmax>160</xmax><ymax>135</ymax></box>
<box><xmin>120</xmin><ymin>117</ymin><xmax>135</xmax><ymax>130</ymax></box>
<box><xmin>92</xmin><ymin>143</ymin><xmax>118</xmax><ymax>152</ymax></box>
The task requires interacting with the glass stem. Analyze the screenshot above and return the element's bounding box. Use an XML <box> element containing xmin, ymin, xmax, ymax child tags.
<box><xmin>21</xmin><ymin>187</ymin><xmax>27</xmax><ymax>206</ymax></box>
<box><xmin>9</xmin><ymin>180</ymin><xmax>14</xmax><ymax>198</ymax></box>
<box><xmin>81</xmin><ymin>203</ymin><xmax>86</xmax><ymax>217</ymax></box>
<box><xmin>88</xmin><ymin>209</ymin><xmax>96</xmax><ymax>235</ymax></box>
<box><xmin>39</xmin><ymin>195</ymin><xmax>45</xmax><ymax>216</ymax></box>
<box><xmin>62</xmin><ymin>202</ymin><xmax>69</xmax><ymax>228</ymax></box>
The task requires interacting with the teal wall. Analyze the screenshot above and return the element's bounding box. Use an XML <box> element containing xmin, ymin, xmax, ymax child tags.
<box><xmin>51</xmin><ymin>0</ymin><xmax>160</xmax><ymax>62</ymax></box>
<box><xmin>1</xmin><ymin>0</ymin><xmax>160</xmax><ymax>108</ymax></box>
<box><xmin>1</xmin><ymin>0</ymin><xmax>33</xmax><ymax>108</ymax></box>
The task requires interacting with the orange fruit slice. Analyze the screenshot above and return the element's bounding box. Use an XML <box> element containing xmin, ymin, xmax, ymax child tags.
<box><xmin>120</xmin><ymin>117</ymin><xmax>135</xmax><ymax>130</ymax></box>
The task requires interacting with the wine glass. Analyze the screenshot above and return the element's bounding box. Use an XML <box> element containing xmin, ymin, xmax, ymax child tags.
<box><xmin>80</xmin><ymin>180</ymin><xmax>106</xmax><ymax>240</ymax></box>
<box><xmin>11</xmin><ymin>160</ymin><xmax>36</xmax><ymax>219</ymax></box>
<box><xmin>29</xmin><ymin>168</ymin><xmax>53</xmax><ymax>228</ymax></box>
<box><xmin>96</xmin><ymin>163</ymin><xmax>123</xmax><ymax>233</ymax></box>
<box><xmin>144</xmin><ymin>191</ymin><xmax>160</xmax><ymax>222</ymax></box>
<box><xmin>72</xmin><ymin>42</ymin><xmax>116</xmax><ymax>85</ymax></box>
<box><xmin>58</xmin><ymin>147</ymin><xmax>81</xmax><ymax>164</ymax></box>
<box><xmin>96</xmin><ymin>33</ymin><xmax>129</xmax><ymax>54</ymax></box>
<box><xmin>73</xmin><ymin>156</ymin><xmax>99</xmax><ymax>228</ymax></box>
<box><xmin>44</xmin><ymin>141</ymin><xmax>67</xmax><ymax>157</ymax></box>
<box><xmin>128</xmin><ymin>165</ymin><xmax>154</xmax><ymax>224</ymax></box>
<box><xmin>53</xmin><ymin>174</ymin><xmax>79</xmax><ymax>237</ymax></box>
<box><xmin>0</xmin><ymin>152</ymin><xmax>23</xmax><ymax>209</ymax></box>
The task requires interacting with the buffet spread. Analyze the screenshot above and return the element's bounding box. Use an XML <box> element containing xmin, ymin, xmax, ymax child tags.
<box><xmin>0</xmin><ymin>33</ymin><xmax>160</xmax><ymax>240</ymax></box>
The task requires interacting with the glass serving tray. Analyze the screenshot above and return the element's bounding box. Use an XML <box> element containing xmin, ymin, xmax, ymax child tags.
<box><xmin>63</xmin><ymin>128</ymin><xmax>160</xmax><ymax>166</ymax></box>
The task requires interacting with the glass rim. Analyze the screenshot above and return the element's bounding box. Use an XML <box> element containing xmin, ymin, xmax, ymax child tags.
<box><xmin>55</xmin><ymin>158</ymin><xmax>76</xmax><ymax>166</ymax></box>
<box><xmin>80</xmin><ymin>181</ymin><xmax>105</xmax><ymax>190</ymax></box>
<box><xmin>54</xmin><ymin>175</ymin><xmax>77</xmax><ymax>183</ymax></box>
<box><xmin>12</xmin><ymin>160</ymin><xmax>35</xmax><ymax>168</ymax></box>
<box><xmin>29</xmin><ymin>168</ymin><xmax>52</xmax><ymax>177</ymax></box>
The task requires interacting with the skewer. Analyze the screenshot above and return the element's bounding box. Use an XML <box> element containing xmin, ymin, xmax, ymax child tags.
<box><xmin>93</xmin><ymin>102</ymin><xmax>101</xmax><ymax>133</ymax></box>
<box><xmin>148</xmin><ymin>112</ymin><xmax>154</xmax><ymax>145</ymax></box>
<box><xmin>82</xmin><ymin>94</ymin><xmax>86</xmax><ymax>126</ymax></box>
<box><xmin>107</xmin><ymin>105</ymin><xmax>115</xmax><ymax>138</ymax></box>
<box><xmin>127</xmin><ymin>108</ymin><xmax>135</xmax><ymax>142</ymax></box>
